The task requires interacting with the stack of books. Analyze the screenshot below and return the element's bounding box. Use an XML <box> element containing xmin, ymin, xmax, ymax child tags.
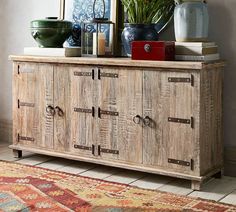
<box><xmin>175</xmin><ymin>42</ymin><xmax>220</xmax><ymax>62</ymax></box>
<box><xmin>24</xmin><ymin>47</ymin><xmax>81</xmax><ymax>57</ymax></box>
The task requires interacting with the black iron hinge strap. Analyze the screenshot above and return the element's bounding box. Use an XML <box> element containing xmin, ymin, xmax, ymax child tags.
<box><xmin>74</xmin><ymin>107</ymin><xmax>95</xmax><ymax>117</ymax></box>
<box><xmin>168</xmin><ymin>117</ymin><xmax>194</xmax><ymax>129</ymax></box>
<box><xmin>18</xmin><ymin>134</ymin><xmax>35</xmax><ymax>142</ymax></box>
<box><xmin>168</xmin><ymin>75</ymin><xmax>194</xmax><ymax>86</ymax></box>
<box><xmin>74</xmin><ymin>71</ymin><xmax>94</xmax><ymax>80</ymax></box>
<box><xmin>98</xmin><ymin>145</ymin><xmax>119</xmax><ymax>156</ymax></box>
<box><xmin>98</xmin><ymin>108</ymin><xmax>119</xmax><ymax>118</ymax></box>
<box><xmin>168</xmin><ymin>158</ymin><xmax>194</xmax><ymax>170</ymax></box>
<box><xmin>18</xmin><ymin>100</ymin><xmax>35</xmax><ymax>108</ymax></box>
<box><xmin>74</xmin><ymin>145</ymin><xmax>92</xmax><ymax>151</ymax></box>
<box><xmin>98</xmin><ymin>69</ymin><xmax>119</xmax><ymax>80</ymax></box>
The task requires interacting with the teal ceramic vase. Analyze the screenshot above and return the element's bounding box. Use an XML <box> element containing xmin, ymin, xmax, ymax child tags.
<box><xmin>174</xmin><ymin>0</ymin><xmax>209</xmax><ymax>42</ymax></box>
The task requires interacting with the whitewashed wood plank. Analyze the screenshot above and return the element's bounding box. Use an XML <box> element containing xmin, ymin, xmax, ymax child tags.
<box><xmin>130</xmin><ymin>175</ymin><xmax>174</xmax><ymax>190</ymax></box>
<box><xmin>11</xmin><ymin>55</ymin><xmax>224</xmax><ymax>70</ymax></box>
<box><xmin>17</xmin><ymin>155</ymin><xmax>52</xmax><ymax>165</ymax></box>
<box><xmin>220</xmin><ymin>190</ymin><xmax>236</xmax><ymax>205</ymax></box>
<box><xmin>104</xmin><ymin>170</ymin><xmax>146</xmax><ymax>184</ymax></box>
<box><xmin>57</xmin><ymin>162</ymin><xmax>97</xmax><ymax>174</ymax></box>
<box><xmin>36</xmin><ymin>158</ymin><xmax>72</xmax><ymax>170</ymax></box>
<box><xmin>188</xmin><ymin>177</ymin><xmax>236</xmax><ymax>201</ymax></box>
<box><xmin>158</xmin><ymin>179</ymin><xmax>194</xmax><ymax>196</ymax></box>
<box><xmin>80</xmin><ymin>166</ymin><xmax>119</xmax><ymax>179</ymax></box>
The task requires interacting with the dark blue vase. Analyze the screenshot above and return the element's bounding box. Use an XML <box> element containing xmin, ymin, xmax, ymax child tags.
<box><xmin>121</xmin><ymin>23</ymin><xmax>159</xmax><ymax>57</ymax></box>
<box><xmin>67</xmin><ymin>23</ymin><xmax>82</xmax><ymax>46</ymax></box>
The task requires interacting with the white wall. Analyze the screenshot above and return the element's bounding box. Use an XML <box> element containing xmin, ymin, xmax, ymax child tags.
<box><xmin>0</xmin><ymin>0</ymin><xmax>59</xmax><ymax>121</ymax></box>
<box><xmin>0</xmin><ymin>0</ymin><xmax>235</xmax><ymax>148</ymax></box>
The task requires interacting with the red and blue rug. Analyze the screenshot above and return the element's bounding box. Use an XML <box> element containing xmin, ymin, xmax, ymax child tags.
<box><xmin>0</xmin><ymin>160</ymin><xmax>235</xmax><ymax>211</ymax></box>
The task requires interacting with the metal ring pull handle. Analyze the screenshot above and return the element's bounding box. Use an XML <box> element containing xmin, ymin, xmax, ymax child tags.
<box><xmin>46</xmin><ymin>106</ymin><xmax>56</xmax><ymax>116</ymax></box>
<box><xmin>133</xmin><ymin>115</ymin><xmax>142</xmax><ymax>124</ymax></box>
<box><xmin>144</xmin><ymin>44</ymin><xmax>152</xmax><ymax>53</ymax></box>
<box><xmin>143</xmin><ymin>116</ymin><xmax>152</xmax><ymax>127</ymax></box>
<box><xmin>55</xmin><ymin>106</ymin><xmax>64</xmax><ymax>117</ymax></box>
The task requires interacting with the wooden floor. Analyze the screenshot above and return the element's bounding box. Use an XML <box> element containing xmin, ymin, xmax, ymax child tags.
<box><xmin>0</xmin><ymin>142</ymin><xmax>235</xmax><ymax>205</ymax></box>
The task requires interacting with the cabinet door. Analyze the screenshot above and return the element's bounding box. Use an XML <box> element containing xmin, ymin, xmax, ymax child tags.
<box><xmin>53</xmin><ymin>65</ymin><xmax>72</xmax><ymax>152</ymax></box>
<box><xmin>70</xmin><ymin>66</ymin><xmax>97</xmax><ymax>157</ymax></box>
<box><xmin>97</xmin><ymin>68</ymin><xmax>143</xmax><ymax>164</ymax></box>
<box><xmin>143</xmin><ymin>71</ymin><xmax>200</xmax><ymax>174</ymax></box>
<box><xmin>13</xmin><ymin>63</ymin><xmax>54</xmax><ymax>149</ymax></box>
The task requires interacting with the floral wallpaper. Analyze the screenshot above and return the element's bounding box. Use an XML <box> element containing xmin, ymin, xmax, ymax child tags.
<box><xmin>65</xmin><ymin>0</ymin><xmax>112</xmax><ymax>46</ymax></box>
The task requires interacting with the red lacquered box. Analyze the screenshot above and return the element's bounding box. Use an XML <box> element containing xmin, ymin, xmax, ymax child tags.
<box><xmin>131</xmin><ymin>41</ymin><xmax>175</xmax><ymax>61</ymax></box>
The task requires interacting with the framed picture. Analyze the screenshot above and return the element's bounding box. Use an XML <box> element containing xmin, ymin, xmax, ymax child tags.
<box><xmin>60</xmin><ymin>0</ymin><xmax>119</xmax><ymax>48</ymax></box>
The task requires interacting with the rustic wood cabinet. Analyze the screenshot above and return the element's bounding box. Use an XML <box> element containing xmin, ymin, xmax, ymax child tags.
<box><xmin>10</xmin><ymin>56</ymin><xmax>224</xmax><ymax>190</ymax></box>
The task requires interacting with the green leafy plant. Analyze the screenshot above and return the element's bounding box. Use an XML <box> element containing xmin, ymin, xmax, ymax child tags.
<box><xmin>121</xmin><ymin>0</ymin><xmax>176</xmax><ymax>24</ymax></box>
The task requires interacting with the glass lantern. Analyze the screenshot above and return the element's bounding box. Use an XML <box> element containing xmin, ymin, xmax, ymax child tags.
<box><xmin>81</xmin><ymin>19</ymin><xmax>115</xmax><ymax>57</ymax></box>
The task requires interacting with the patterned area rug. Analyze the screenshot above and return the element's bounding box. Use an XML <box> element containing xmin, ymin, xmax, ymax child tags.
<box><xmin>0</xmin><ymin>161</ymin><xmax>235</xmax><ymax>212</ymax></box>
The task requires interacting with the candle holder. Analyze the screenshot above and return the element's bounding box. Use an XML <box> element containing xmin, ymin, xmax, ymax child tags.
<box><xmin>81</xmin><ymin>0</ymin><xmax>115</xmax><ymax>57</ymax></box>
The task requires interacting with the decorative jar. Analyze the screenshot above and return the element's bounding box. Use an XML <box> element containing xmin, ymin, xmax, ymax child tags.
<box><xmin>174</xmin><ymin>0</ymin><xmax>209</xmax><ymax>42</ymax></box>
<box><xmin>121</xmin><ymin>24</ymin><xmax>159</xmax><ymax>57</ymax></box>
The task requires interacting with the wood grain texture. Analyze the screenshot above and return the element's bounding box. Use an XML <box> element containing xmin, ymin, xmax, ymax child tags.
<box><xmin>9</xmin><ymin>55</ymin><xmax>225</xmax><ymax>70</ymax></box>
<box><xmin>191</xmin><ymin>180</ymin><xmax>202</xmax><ymax>191</ymax></box>
<box><xmin>199</xmin><ymin>67</ymin><xmax>224</xmax><ymax>175</ymax></box>
<box><xmin>11</xmin><ymin>59</ymin><xmax>224</xmax><ymax>189</ymax></box>
<box><xmin>9</xmin><ymin>144</ymin><xmax>204</xmax><ymax>181</ymax></box>
<box><xmin>143</xmin><ymin>70</ymin><xmax>200</xmax><ymax>176</ymax></box>
<box><xmin>97</xmin><ymin>67</ymin><xmax>142</xmax><ymax>163</ymax></box>
<box><xmin>13</xmin><ymin>62</ymin><xmax>54</xmax><ymax>150</ymax></box>
<box><xmin>70</xmin><ymin>66</ymin><xmax>97</xmax><ymax>157</ymax></box>
<box><xmin>53</xmin><ymin>65</ymin><xmax>71</xmax><ymax>152</ymax></box>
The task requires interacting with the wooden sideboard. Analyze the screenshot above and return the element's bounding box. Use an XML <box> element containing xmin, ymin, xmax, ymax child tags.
<box><xmin>10</xmin><ymin>56</ymin><xmax>225</xmax><ymax>190</ymax></box>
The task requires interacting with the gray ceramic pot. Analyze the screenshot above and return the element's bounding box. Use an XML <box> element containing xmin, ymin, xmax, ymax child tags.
<box><xmin>174</xmin><ymin>1</ymin><xmax>209</xmax><ymax>42</ymax></box>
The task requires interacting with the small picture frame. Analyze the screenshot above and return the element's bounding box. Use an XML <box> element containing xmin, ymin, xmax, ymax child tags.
<box><xmin>60</xmin><ymin>0</ymin><xmax>119</xmax><ymax>49</ymax></box>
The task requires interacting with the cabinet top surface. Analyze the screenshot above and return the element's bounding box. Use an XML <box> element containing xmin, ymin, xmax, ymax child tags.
<box><xmin>9</xmin><ymin>55</ymin><xmax>225</xmax><ymax>70</ymax></box>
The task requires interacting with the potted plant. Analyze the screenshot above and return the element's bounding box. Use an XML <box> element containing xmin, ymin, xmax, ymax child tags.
<box><xmin>121</xmin><ymin>0</ymin><xmax>176</xmax><ymax>56</ymax></box>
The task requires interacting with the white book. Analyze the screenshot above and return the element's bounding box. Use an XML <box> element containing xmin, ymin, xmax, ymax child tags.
<box><xmin>175</xmin><ymin>53</ymin><xmax>220</xmax><ymax>61</ymax></box>
<box><xmin>175</xmin><ymin>42</ymin><xmax>216</xmax><ymax>48</ymax></box>
<box><xmin>24</xmin><ymin>47</ymin><xmax>81</xmax><ymax>57</ymax></box>
<box><xmin>175</xmin><ymin>46</ymin><xmax>218</xmax><ymax>55</ymax></box>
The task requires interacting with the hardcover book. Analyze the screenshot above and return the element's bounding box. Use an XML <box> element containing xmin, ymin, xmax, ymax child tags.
<box><xmin>175</xmin><ymin>42</ymin><xmax>216</xmax><ymax>47</ymax></box>
<box><xmin>24</xmin><ymin>47</ymin><xmax>81</xmax><ymax>57</ymax></box>
<box><xmin>175</xmin><ymin>46</ymin><xmax>218</xmax><ymax>55</ymax></box>
<box><xmin>175</xmin><ymin>53</ymin><xmax>220</xmax><ymax>61</ymax></box>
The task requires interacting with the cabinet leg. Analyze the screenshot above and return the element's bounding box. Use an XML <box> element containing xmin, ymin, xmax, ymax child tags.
<box><xmin>191</xmin><ymin>180</ymin><xmax>202</xmax><ymax>191</ymax></box>
<box><xmin>213</xmin><ymin>170</ymin><xmax>223</xmax><ymax>179</ymax></box>
<box><xmin>13</xmin><ymin>149</ymin><xmax>22</xmax><ymax>158</ymax></box>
